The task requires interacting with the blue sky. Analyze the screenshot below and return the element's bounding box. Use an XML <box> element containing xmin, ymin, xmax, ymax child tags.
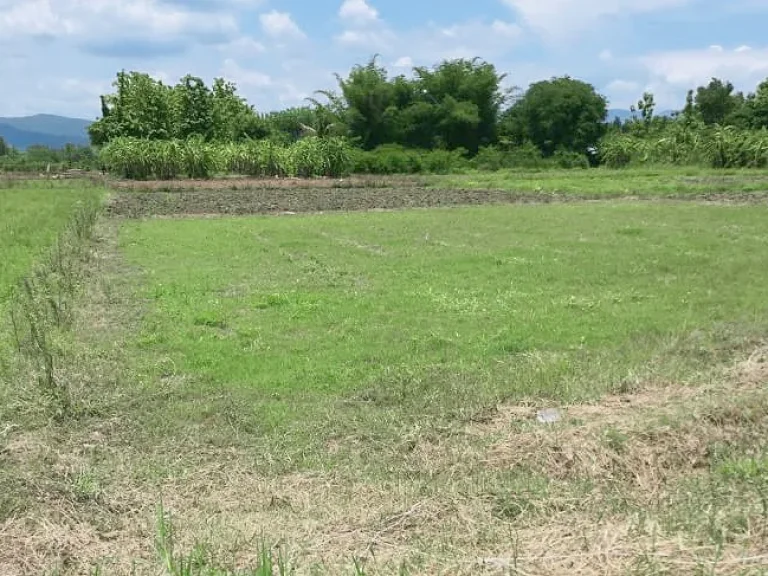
<box><xmin>1</xmin><ymin>0</ymin><xmax>768</xmax><ymax>119</ymax></box>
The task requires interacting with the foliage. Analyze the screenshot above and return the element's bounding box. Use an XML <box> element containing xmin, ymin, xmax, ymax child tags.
<box><xmin>500</xmin><ymin>76</ymin><xmax>608</xmax><ymax>157</ymax></box>
<box><xmin>27</xmin><ymin>59</ymin><xmax>768</xmax><ymax>175</ymax></box>
<box><xmin>100</xmin><ymin>136</ymin><xmax>353</xmax><ymax>179</ymax></box>
<box><xmin>694</xmin><ymin>78</ymin><xmax>743</xmax><ymax>126</ymax></box>
<box><xmin>88</xmin><ymin>71</ymin><xmax>267</xmax><ymax>146</ymax></box>
<box><xmin>288</xmin><ymin>56</ymin><xmax>507</xmax><ymax>154</ymax></box>
<box><xmin>598</xmin><ymin>122</ymin><xmax>768</xmax><ymax>168</ymax></box>
<box><xmin>0</xmin><ymin>144</ymin><xmax>97</xmax><ymax>173</ymax></box>
<box><xmin>348</xmin><ymin>144</ymin><xmax>469</xmax><ymax>174</ymax></box>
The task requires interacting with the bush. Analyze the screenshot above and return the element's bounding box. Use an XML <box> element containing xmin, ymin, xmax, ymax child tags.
<box><xmin>420</xmin><ymin>148</ymin><xmax>469</xmax><ymax>174</ymax></box>
<box><xmin>552</xmin><ymin>149</ymin><xmax>589</xmax><ymax>169</ymax></box>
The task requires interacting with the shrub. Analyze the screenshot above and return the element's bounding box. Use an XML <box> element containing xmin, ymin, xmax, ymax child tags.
<box><xmin>552</xmin><ymin>149</ymin><xmax>589</xmax><ymax>169</ymax></box>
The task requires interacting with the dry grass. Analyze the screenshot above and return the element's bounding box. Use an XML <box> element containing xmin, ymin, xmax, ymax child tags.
<box><xmin>2</xmin><ymin>346</ymin><xmax>766</xmax><ymax>575</ymax></box>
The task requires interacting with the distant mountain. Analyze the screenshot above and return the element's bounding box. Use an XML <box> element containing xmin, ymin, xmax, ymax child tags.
<box><xmin>0</xmin><ymin>114</ymin><xmax>92</xmax><ymax>150</ymax></box>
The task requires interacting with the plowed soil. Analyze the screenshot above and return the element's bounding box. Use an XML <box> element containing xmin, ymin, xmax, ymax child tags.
<box><xmin>105</xmin><ymin>187</ymin><xmax>573</xmax><ymax>218</ymax></box>
<box><xmin>108</xmin><ymin>175</ymin><xmax>425</xmax><ymax>191</ymax></box>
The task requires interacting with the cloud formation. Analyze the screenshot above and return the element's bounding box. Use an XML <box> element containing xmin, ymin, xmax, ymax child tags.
<box><xmin>0</xmin><ymin>0</ymin><xmax>767</xmax><ymax>117</ymax></box>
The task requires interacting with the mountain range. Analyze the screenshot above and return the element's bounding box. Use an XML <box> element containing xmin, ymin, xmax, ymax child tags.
<box><xmin>0</xmin><ymin>109</ymin><xmax>679</xmax><ymax>151</ymax></box>
<box><xmin>0</xmin><ymin>114</ymin><xmax>92</xmax><ymax>150</ymax></box>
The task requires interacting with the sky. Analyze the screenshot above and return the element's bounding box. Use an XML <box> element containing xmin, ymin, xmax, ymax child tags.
<box><xmin>1</xmin><ymin>0</ymin><xmax>768</xmax><ymax>120</ymax></box>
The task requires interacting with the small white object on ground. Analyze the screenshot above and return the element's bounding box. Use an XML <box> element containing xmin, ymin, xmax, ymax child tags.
<box><xmin>536</xmin><ymin>408</ymin><xmax>562</xmax><ymax>424</ymax></box>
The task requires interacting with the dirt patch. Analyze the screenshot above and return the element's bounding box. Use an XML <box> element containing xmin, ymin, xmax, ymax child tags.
<box><xmin>105</xmin><ymin>187</ymin><xmax>568</xmax><ymax>218</ymax></box>
<box><xmin>105</xmin><ymin>184</ymin><xmax>768</xmax><ymax>219</ymax></box>
<box><xmin>108</xmin><ymin>175</ymin><xmax>426</xmax><ymax>192</ymax></box>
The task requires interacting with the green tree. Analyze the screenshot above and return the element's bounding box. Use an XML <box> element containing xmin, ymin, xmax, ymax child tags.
<box><xmin>0</xmin><ymin>136</ymin><xmax>8</xmax><ymax>157</ymax></box>
<box><xmin>694</xmin><ymin>78</ymin><xmax>742</xmax><ymax>125</ymax></box>
<box><xmin>747</xmin><ymin>78</ymin><xmax>768</xmax><ymax>129</ymax></box>
<box><xmin>412</xmin><ymin>57</ymin><xmax>507</xmax><ymax>153</ymax></box>
<box><xmin>172</xmin><ymin>75</ymin><xmax>214</xmax><ymax>140</ymax></box>
<box><xmin>636</xmin><ymin>91</ymin><xmax>655</xmax><ymax>128</ymax></box>
<box><xmin>210</xmin><ymin>78</ymin><xmax>268</xmax><ymax>142</ymax></box>
<box><xmin>501</xmin><ymin>76</ymin><xmax>608</xmax><ymax>156</ymax></box>
<box><xmin>88</xmin><ymin>71</ymin><xmax>173</xmax><ymax>145</ymax></box>
<box><xmin>331</xmin><ymin>55</ymin><xmax>399</xmax><ymax>150</ymax></box>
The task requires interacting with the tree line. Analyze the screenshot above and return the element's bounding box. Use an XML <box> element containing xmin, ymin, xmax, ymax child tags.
<box><xmin>3</xmin><ymin>55</ymin><xmax>768</xmax><ymax>174</ymax></box>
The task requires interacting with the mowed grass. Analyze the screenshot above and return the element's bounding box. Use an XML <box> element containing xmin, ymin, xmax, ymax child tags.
<box><xmin>119</xmin><ymin>202</ymin><xmax>768</xmax><ymax>431</ymax></box>
<box><xmin>0</xmin><ymin>182</ymin><xmax>104</xmax><ymax>308</ymax></box>
<box><xmin>4</xmin><ymin>195</ymin><xmax>768</xmax><ymax>575</ymax></box>
<box><xmin>426</xmin><ymin>166</ymin><xmax>768</xmax><ymax>196</ymax></box>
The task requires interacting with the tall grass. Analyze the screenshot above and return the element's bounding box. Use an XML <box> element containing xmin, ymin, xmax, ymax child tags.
<box><xmin>5</xmin><ymin>194</ymin><xmax>103</xmax><ymax>418</ymax></box>
<box><xmin>600</xmin><ymin>124</ymin><xmax>768</xmax><ymax>168</ymax></box>
<box><xmin>100</xmin><ymin>136</ymin><xmax>353</xmax><ymax>180</ymax></box>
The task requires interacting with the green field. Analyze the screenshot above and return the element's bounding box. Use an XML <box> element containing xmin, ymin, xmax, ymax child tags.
<box><xmin>120</xmin><ymin>204</ymin><xmax>768</xmax><ymax>412</ymax></box>
<box><xmin>2</xmin><ymin>178</ymin><xmax>768</xmax><ymax>575</ymax></box>
<box><xmin>0</xmin><ymin>182</ymin><xmax>103</xmax><ymax>307</ymax></box>
<box><xmin>427</xmin><ymin>166</ymin><xmax>768</xmax><ymax>196</ymax></box>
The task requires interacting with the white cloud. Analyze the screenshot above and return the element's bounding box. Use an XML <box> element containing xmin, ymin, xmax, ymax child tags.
<box><xmin>221</xmin><ymin>58</ymin><xmax>272</xmax><ymax>87</ymax></box>
<box><xmin>490</xmin><ymin>19</ymin><xmax>522</xmax><ymax>37</ymax></box>
<box><xmin>0</xmin><ymin>0</ymin><xmax>238</xmax><ymax>47</ymax></box>
<box><xmin>339</xmin><ymin>0</ymin><xmax>379</xmax><ymax>23</ymax></box>
<box><xmin>599</xmin><ymin>49</ymin><xmax>613</xmax><ymax>61</ymax></box>
<box><xmin>640</xmin><ymin>45</ymin><xmax>768</xmax><ymax>89</ymax></box>
<box><xmin>220</xmin><ymin>36</ymin><xmax>266</xmax><ymax>55</ymax></box>
<box><xmin>606</xmin><ymin>79</ymin><xmax>640</xmax><ymax>93</ymax></box>
<box><xmin>260</xmin><ymin>10</ymin><xmax>305</xmax><ymax>39</ymax></box>
<box><xmin>335</xmin><ymin>18</ymin><xmax>522</xmax><ymax>64</ymax></box>
<box><xmin>393</xmin><ymin>56</ymin><xmax>414</xmax><ymax>68</ymax></box>
<box><xmin>334</xmin><ymin>28</ymin><xmax>394</xmax><ymax>50</ymax></box>
<box><xmin>501</xmin><ymin>0</ymin><xmax>693</xmax><ymax>39</ymax></box>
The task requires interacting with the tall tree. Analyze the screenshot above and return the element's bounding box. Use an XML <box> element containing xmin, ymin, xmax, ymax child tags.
<box><xmin>210</xmin><ymin>78</ymin><xmax>267</xmax><ymax>141</ymax></box>
<box><xmin>501</xmin><ymin>76</ymin><xmax>608</xmax><ymax>156</ymax></box>
<box><xmin>172</xmin><ymin>75</ymin><xmax>214</xmax><ymax>140</ymax></box>
<box><xmin>412</xmin><ymin>58</ymin><xmax>506</xmax><ymax>153</ymax></box>
<box><xmin>0</xmin><ymin>136</ymin><xmax>8</xmax><ymax>157</ymax></box>
<box><xmin>88</xmin><ymin>71</ymin><xmax>173</xmax><ymax>145</ymax></box>
<box><xmin>748</xmin><ymin>78</ymin><xmax>768</xmax><ymax>129</ymax></box>
<box><xmin>332</xmin><ymin>55</ymin><xmax>399</xmax><ymax>150</ymax></box>
<box><xmin>694</xmin><ymin>78</ymin><xmax>741</xmax><ymax>125</ymax></box>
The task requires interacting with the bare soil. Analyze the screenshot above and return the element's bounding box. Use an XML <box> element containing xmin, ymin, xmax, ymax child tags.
<box><xmin>105</xmin><ymin>187</ymin><xmax>574</xmax><ymax>218</ymax></box>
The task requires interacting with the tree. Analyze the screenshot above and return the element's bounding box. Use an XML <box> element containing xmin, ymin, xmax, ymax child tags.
<box><xmin>210</xmin><ymin>78</ymin><xmax>268</xmax><ymax>142</ymax></box>
<box><xmin>694</xmin><ymin>78</ymin><xmax>742</xmax><ymax>125</ymax></box>
<box><xmin>172</xmin><ymin>75</ymin><xmax>214</xmax><ymax>140</ymax></box>
<box><xmin>88</xmin><ymin>71</ymin><xmax>173</xmax><ymax>145</ymax></box>
<box><xmin>412</xmin><ymin>57</ymin><xmax>507</xmax><ymax>153</ymax></box>
<box><xmin>331</xmin><ymin>55</ymin><xmax>400</xmax><ymax>150</ymax></box>
<box><xmin>501</xmin><ymin>76</ymin><xmax>608</xmax><ymax>156</ymax></box>
<box><xmin>747</xmin><ymin>78</ymin><xmax>768</xmax><ymax>129</ymax></box>
<box><xmin>636</xmin><ymin>91</ymin><xmax>655</xmax><ymax>128</ymax></box>
<box><xmin>0</xmin><ymin>136</ymin><xmax>8</xmax><ymax>157</ymax></box>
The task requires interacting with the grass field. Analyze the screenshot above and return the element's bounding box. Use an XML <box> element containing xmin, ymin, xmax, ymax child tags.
<box><xmin>427</xmin><ymin>167</ymin><xmax>768</xmax><ymax>197</ymax></box>
<box><xmin>2</xmin><ymin>174</ymin><xmax>768</xmax><ymax>575</ymax></box>
<box><xmin>0</xmin><ymin>182</ymin><xmax>103</xmax><ymax>307</ymax></box>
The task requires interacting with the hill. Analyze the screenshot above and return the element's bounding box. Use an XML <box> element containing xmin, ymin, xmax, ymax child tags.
<box><xmin>0</xmin><ymin>114</ymin><xmax>92</xmax><ymax>149</ymax></box>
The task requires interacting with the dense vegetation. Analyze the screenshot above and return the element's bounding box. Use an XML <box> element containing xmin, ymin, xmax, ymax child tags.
<box><xmin>4</xmin><ymin>56</ymin><xmax>768</xmax><ymax>177</ymax></box>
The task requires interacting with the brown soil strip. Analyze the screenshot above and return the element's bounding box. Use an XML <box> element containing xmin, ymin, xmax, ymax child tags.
<box><xmin>105</xmin><ymin>186</ymin><xmax>768</xmax><ymax>219</ymax></box>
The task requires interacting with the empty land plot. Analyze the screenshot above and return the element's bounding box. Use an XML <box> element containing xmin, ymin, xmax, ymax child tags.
<box><xmin>3</xmin><ymin>185</ymin><xmax>768</xmax><ymax>575</ymax></box>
